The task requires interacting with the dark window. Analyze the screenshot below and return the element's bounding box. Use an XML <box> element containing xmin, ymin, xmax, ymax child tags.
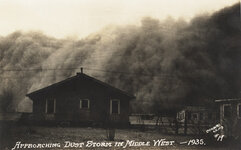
<box><xmin>192</xmin><ymin>113</ymin><xmax>198</xmax><ymax>120</ymax></box>
<box><xmin>238</xmin><ymin>104</ymin><xmax>241</xmax><ymax>118</ymax></box>
<box><xmin>111</xmin><ymin>100</ymin><xmax>119</xmax><ymax>114</ymax></box>
<box><xmin>80</xmin><ymin>99</ymin><xmax>89</xmax><ymax>109</ymax></box>
<box><xmin>224</xmin><ymin>105</ymin><xmax>231</xmax><ymax>118</ymax></box>
<box><xmin>47</xmin><ymin>99</ymin><xmax>55</xmax><ymax>114</ymax></box>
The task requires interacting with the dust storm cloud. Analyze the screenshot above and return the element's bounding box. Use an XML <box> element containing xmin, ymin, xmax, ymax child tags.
<box><xmin>0</xmin><ymin>3</ymin><xmax>240</xmax><ymax>113</ymax></box>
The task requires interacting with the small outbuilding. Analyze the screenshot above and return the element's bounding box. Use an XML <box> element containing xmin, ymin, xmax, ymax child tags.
<box><xmin>177</xmin><ymin>106</ymin><xmax>217</xmax><ymax>125</ymax></box>
<box><xmin>26</xmin><ymin>69</ymin><xmax>135</xmax><ymax>127</ymax></box>
<box><xmin>176</xmin><ymin>106</ymin><xmax>217</xmax><ymax>135</ymax></box>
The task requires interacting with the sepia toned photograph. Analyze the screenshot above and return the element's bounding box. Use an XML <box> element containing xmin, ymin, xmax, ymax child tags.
<box><xmin>0</xmin><ymin>0</ymin><xmax>240</xmax><ymax>149</ymax></box>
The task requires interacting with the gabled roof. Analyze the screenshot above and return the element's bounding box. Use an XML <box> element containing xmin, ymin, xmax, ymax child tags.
<box><xmin>26</xmin><ymin>72</ymin><xmax>135</xmax><ymax>99</ymax></box>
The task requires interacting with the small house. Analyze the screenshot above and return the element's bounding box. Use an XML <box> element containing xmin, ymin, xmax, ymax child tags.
<box><xmin>26</xmin><ymin>69</ymin><xmax>135</xmax><ymax>127</ymax></box>
<box><xmin>215</xmin><ymin>98</ymin><xmax>241</xmax><ymax>138</ymax></box>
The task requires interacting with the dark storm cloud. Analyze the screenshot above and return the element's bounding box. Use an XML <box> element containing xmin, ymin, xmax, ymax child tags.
<box><xmin>0</xmin><ymin>3</ymin><xmax>240</xmax><ymax>113</ymax></box>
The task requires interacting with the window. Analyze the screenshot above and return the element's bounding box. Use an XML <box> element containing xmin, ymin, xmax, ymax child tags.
<box><xmin>80</xmin><ymin>99</ymin><xmax>90</xmax><ymax>109</ymax></box>
<box><xmin>223</xmin><ymin>104</ymin><xmax>231</xmax><ymax>118</ymax></box>
<box><xmin>110</xmin><ymin>99</ymin><xmax>120</xmax><ymax>114</ymax></box>
<box><xmin>191</xmin><ymin>113</ymin><xmax>198</xmax><ymax>120</ymax></box>
<box><xmin>46</xmin><ymin>99</ymin><xmax>56</xmax><ymax>114</ymax></box>
<box><xmin>177</xmin><ymin>110</ymin><xmax>185</xmax><ymax>121</ymax></box>
<box><xmin>237</xmin><ymin>103</ymin><xmax>241</xmax><ymax>118</ymax></box>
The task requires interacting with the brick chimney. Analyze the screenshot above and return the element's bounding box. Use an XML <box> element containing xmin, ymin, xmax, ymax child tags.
<box><xmin>80</xmin><ymin>67</ymin><xmax>83</xmax><ymax>73</ymax></box>
<box><xmin>77</xmin><ymin>67</ymin><xmax>83</xmax><ymax>75</ymax></box>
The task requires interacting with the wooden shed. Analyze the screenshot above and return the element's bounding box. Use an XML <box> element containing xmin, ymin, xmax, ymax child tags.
<box><xmin>177</xmin><ymin>106</ymin><xmax>217</xmax><ymax>125</ymax></box>
<box><xmin>26</xmin><ymin>70</ymin><xmax>135</xmax><ymax>127</ymax></box>
<box><xmin>176</xmin><ymin>106</ymin><xmax>217</xmax><ymax>135</ymax></box>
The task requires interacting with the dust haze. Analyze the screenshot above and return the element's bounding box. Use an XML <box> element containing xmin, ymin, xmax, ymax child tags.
<box><xmin>0</xmin><ymin>3</ymin><xmax>240</xmax><ymax>113</ymax></box>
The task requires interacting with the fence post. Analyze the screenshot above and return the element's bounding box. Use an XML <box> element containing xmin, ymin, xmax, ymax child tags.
<box><xmin>105</xmin><ymin>115</ymin><xmax>116</xmax><ymax>141</ymax></box>
<box><xmin>175</xmin><ymin>119</ymin><xmax>178</xmax><ymax>135</ymax></box>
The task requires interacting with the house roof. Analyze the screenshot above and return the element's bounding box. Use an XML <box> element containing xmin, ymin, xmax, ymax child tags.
<box><xmin>215</xmin><ymin>98</ymin><xmax>241</xmax><ymax>103</ymax></box>
<box><xmin>26</xmin><ymin>72</ymin><xmax>135</xmax><ymax>99</ymax></box>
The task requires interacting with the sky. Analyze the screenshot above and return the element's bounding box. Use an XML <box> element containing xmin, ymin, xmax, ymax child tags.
<box><xmin>0</xmin><ymin>0</ymin><xmax>239</xmax><ymax>39</ymax></box>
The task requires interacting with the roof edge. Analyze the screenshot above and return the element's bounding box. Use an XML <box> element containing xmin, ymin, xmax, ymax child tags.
<box><xmin>26</xmin><ymin>73</ymin><xmax>136</xmax><ymax>99</ymax></box>
<box><xmin>215</xmin><ymin>98</ymin><xmax>241</xmax><ymax>103</ymax></box>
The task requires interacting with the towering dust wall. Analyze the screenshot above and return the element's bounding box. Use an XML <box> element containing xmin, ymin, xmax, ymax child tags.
<box><xmin>0</xmin><ymin>3</ymin><xmax>240</xmax><ymax>113</ymax></box>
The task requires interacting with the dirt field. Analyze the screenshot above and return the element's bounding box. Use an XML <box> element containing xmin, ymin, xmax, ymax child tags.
<box><xmin>0</xmin><ymin>125</ymin><xmax>239</xmax><ymax>150</ymax></box>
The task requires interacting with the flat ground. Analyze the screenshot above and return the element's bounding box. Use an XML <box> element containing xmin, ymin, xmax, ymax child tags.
<box><xmin>0</xmin><ymin>125</ymin><xmax>239</xmax><ymax>150</ymax></box>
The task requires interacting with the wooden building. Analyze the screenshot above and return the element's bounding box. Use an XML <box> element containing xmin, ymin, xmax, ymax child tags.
<box><xmin>177</xmin><ymin>106</ymin><xmax>217</xmax><ymax>124</ymax></box>
<box><xmin>215</xmin><ymin>98</ymin><xmax>241</xmax><ymax>138</ymax></box>
<box><xmin>26</xmin><ymin>69</ymin><xmax>135</xmax><ymax>126</ymax></box>
<box><xmin>176</xmin><ymin>106</ymin><xmax>217</xmax><ymax>135</ymax></box>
